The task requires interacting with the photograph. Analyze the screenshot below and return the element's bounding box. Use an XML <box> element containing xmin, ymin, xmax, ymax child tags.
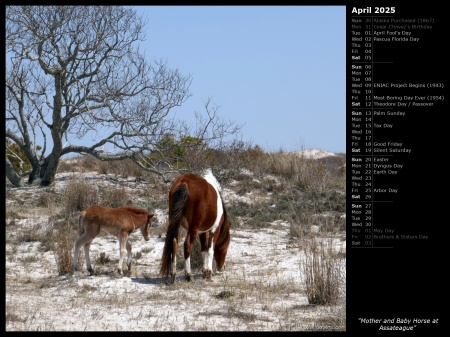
<box><xmin>4</xmin><ymin>3</ymin><xmax>444</xmax><ymax>333</ymax></box>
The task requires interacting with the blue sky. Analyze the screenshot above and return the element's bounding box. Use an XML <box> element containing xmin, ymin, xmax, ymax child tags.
<box><xmin>135</xmin><ymin>5</ymin><xmax>346</xmax><ymax>153</ymax></box>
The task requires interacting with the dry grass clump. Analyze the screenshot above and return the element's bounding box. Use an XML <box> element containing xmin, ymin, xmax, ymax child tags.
<box><xmin>58</xmin><ymin>155</ymin><xmax>148</xmax><ymax>181</ymax></box>
<box><xmin>5</xmin><ymin>207</ymin><xmax>25</xmax><ymax>220</ymax></box>
<box><xmin>57</xmin><ymin>154</ymin><xmax>99</xmax><ymax>173</ymax></box>
<box><xmin>289</xmin><ymin>219</ymin><xmax>313</xmax><ymax>241</ymax></box>
<box><xmin>35</xmin><ymin>190</ymin><xmax>60</xmax><ymax>208</ymax></box>
<box><xmin>96</xmin><ymin>158</ymin><xmax>146</xmax><ymax>179</ymax></box>
<box><xmin>96</xmin><ymin>252</ymin><xmax>112</xmax><ymax>266</ymax></box>
<box><xmin>238</xmin><ymin>150</ymin><xmax>346</xmax><ymax>194</ymax></box>
<box><xmin>271</xmin><ymin>152</ymin><xmax>330</xmax><ymax>192</ymax></box>
<box><xmin>302</xmin><ymin>238</ymin><xmax>345</xmax><ymax>305</ymax></box>
<box><xmin>57</xmin><ymin>157</ymin><xmax>81</xmax><ymax>173</ymax></box>
<box><xmin>52</xmin><ymin>220</ymin><xmax>78</xmax><ymax>275</ymax></box>
<box><xmin>14</xmin><ymin>223</ymin><xmax>47</xmax><ymax>245</ymax></box>
<box><xmin>63</xmin><ymin>178</ymin><xmax>99</xmax><ymax>218</ymax></box>
<box><xmin>100</xmin><ymin>186</ymin><xmax>131</xmax><ymax>208</ymax></box>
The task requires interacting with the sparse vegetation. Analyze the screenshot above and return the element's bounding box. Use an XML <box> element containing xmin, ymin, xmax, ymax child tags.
<box><xmin>52</xmin><ymin>218</ymin><xmax>80</xmax><ymax>275</ymax></box>
<box><xmin>63</xmin><ymin>179</ymin><xmax>99</xmax><ymax>218</ymax></box>
<box><xmin>5</xmin><ymin>149</ymin><xmax>345</xmax><ymax>331</ymax></box>
<box><xmin>302</xmin><ymin>238</ymin><xmax>346</xmax><ymax>305</ymax></box>
<box><xmin>101</xmin><ymin>186</ymin><xmax>132</xmax><ymax>208</ymax></box>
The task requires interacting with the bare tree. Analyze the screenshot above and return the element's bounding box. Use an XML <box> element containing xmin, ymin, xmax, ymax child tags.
<box><xmin>5</xmin><ymin>6</ymin><xmax>241</xmax><ymax>187</ymax></box>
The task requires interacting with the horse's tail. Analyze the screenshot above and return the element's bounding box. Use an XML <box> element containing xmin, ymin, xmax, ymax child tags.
<box><xmin>160</xmin><ymin>183</ymin><xmax>189</xmax><ymax>277</ymax></box>
<box><xmin>78</xmin><ymin>211</ymin><xmax>87</xmax><ymax>236</ymax></box>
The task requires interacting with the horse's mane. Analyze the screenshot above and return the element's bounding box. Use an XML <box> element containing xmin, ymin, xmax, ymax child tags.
<box><xmin>202</xmin><ymin>169</ymin><xmax>228</xmax><ymax>249</ymax></box>
<box><xmin>202</xmin><ymin>168</ymin><xmax>222</xmax><ymax>192</ymax></box>
<box><xmin>215</xmin><ymin>200</ymin><xmax>230</xmax><ymax>249</ymax></box>
<box><xmin>119</xmin><ymin>206</ymin><xmax>149</xmax><ymax>215</ymax></box>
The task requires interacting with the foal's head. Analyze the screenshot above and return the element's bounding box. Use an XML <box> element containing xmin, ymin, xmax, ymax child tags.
<box><xmin>141</xmin><ymin>212</ymin><xmax>154</xmax><ymax>241</ymax></box>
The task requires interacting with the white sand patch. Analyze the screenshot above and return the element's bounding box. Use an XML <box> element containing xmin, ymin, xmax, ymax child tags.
<box><xmin>297</xmin><ymin>149</ymin><xmax>336</xmax><ymax>159</ymax></box>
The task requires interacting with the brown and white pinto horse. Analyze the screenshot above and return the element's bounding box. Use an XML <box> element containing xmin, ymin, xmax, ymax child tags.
<box><xmin>73</xmin><ymin>205</ymin><xmax>154</xmax><ymax>275</ymax></box>
<box><xmin>160</xmin><ymin>169</ymin><xmax>231</xmax><ymax>283</ymax></box>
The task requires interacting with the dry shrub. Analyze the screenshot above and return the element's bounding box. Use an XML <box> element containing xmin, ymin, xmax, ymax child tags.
<box><xmin>289</xmin><ymin>219</ymin><xmax>313</xmax><ymax>241</ymax></box>
<box><xmin>302</xmin><ymin>239</ymin><xmax>345</xmax><ymax>305</ymax></box>
<box><xmin>35</xmin><ymin>190</ymin><xmax>59</xmax><ymax>208</ymax></box>
<box><xmin>15</xmin><ymin>223</ymin><xmax>46</xmax><ymax>244</ymax></box>
<box><xmin>187</xmin><ymin>147</ymin><xmax>218</xmax><ymax>170</ymax></box>
<box><xmin>51</xmin><ymin>219</ymin><xmax>80</xmax><ymax>275</ymax></box>
<box><xmin>101</xmin><ymin>186</ymin><xmax>131</xmax><ymax>208</ymax></box>
<box><xmin>96</xmin><ymin>160</ymin><xmax>115</xmax><ymax>175</ymax></box>
<box><xmin>5</xmin><ymin>208</ymin><xmax>24</xmax><ymax>220</ymax></box>
<box><xmin>117</xmin><ymin>159</ymin><xmax>146</xmax><ymax>180</ymax></box>
<box><xmin>57</xmin><ymin>158</ymin><xmax>78</xmax><ymax>173</ymax></box>
<box><xmin>81</xmin><ymin>155</ymin><xmax>101</xmax><ymax>172</ymax></box>
<box><xmin>192</xmin><ymin>141</ymin><xmax>261</xmax><ymax>179</ymax></box>
<box><xmin>96</xmin><ymin>252</ymin><xmax>111</xmax><ymax>265</ymax></box>
<box><xmin>268</xmin><ymin>152</ymin><xmax>328</xmax><ymax>191</ymax></box>
<box><xmin>96</xmin><ymin>158</ymin><xmax>144</xmax><ymax>179</ymax></box>
<box><xmin>63</xmin><ymin>179</ymin><xmax>99</xmax><ymax>217</ymax></box>
<box><xmin>57</xmin><ymin>155</ymin><xmax>97</xmax><ymax>173</ymax></box>
<box><xmin>317</xmin><ymin>154</ymin><xmax>346</xmax><ymax>176</ymax></box>
<box><xmin>13</xmin><ymin>218</ymin><xmax>57</xmax><ymax>253</ymax></box>
<box><xmin>59</xmin><ymin>155</ymin><xmax>147</xmax><ymax>181</ymax></box>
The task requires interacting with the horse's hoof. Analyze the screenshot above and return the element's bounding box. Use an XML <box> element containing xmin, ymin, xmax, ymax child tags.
<box><xmin>203</xmin><ymin>269</ymin><xmax>212</xmax><ymax>280</ymax></box>
<box><xmin>185</xmin><ymin>273</ymin><xmax>192</xmax><ymax>282</ymax></box>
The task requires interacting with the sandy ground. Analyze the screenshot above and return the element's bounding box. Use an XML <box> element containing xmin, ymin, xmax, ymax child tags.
<box><xmin>5</xmin><ymin>169</ymin><xmax>346</xmax><ymax>331</ymax></box>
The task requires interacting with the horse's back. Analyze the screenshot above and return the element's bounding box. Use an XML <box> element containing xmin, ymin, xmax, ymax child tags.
<box><xmin>84</xmin><ymin>205</ymin><xmax>140</xmax><ymax>219</ymax></box>
<box><xmin>80</xmin><ymin>205</ymin><xmax>125</xmax><ymax>232</ymax></box>
<box><xmin>83</xmin><ymin>205</ymin><xmax>111</xmax><ymax>218</ymax></box>
<box><xmin>170</xmin><ymin>173</ymin><xmax>220</xmax><ymax>230</ymax></box>
<box><xmin>81</xmin><ymin>205</ymin><xmax>151</xmax><ymax>235</ymax></box>
<box><xmin>119</xmin><ymin>206</ymin><xmax>149</xmax><ymax>216</ymax></box>
<box><xmin>172</xmin><ymin>173</ymin><xmax>216</xmax><ymax>200</ymax></box>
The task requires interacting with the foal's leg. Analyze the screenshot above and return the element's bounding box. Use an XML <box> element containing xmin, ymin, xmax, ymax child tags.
<box><xmin>73</xmin><ymin>233</ymin><xmax>95</xmax><ymax>275</ymax></box>
<box><xmin>117</xmin><ymin>232</ymin><xmax>129</xmax><ymax>275</ymax></box>
<box><xmin>84</xmin><ymin>241</ymin><xmax>94</xmax><ymax>275</ymax></box>
<box><xmin>73</xmin><ymin>212</ymin><xmax>86</xmax><ymax>272</ymax></box>
<box><xmin>73</xmin><ymin>236</ymin><xmax>83</xmax><ymax>271</ymax></box>
<box><xmin>126</xmin><ymin>240</ymin><xmax>132</xmax><ymax>272</ymax></box>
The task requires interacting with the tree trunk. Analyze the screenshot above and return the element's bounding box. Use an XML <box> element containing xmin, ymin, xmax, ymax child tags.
<box><xmin>40</xmin><ymin>153</ymin><xmax>60</xmax><ymax>187</ymax></box>
<box><xmin>27</xmin><ymin>164</ymin><xmax>43</xmax><ymax>184</ymax></box>
<box><xmin>40</xmin><ymin>74</ymin><xmax>64</xmax><ymax>187</ymax></box>
<box><xmin>5</xmin><ymin>156</ymin><xmax>23</xmax><ymax>187</ymax></box>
